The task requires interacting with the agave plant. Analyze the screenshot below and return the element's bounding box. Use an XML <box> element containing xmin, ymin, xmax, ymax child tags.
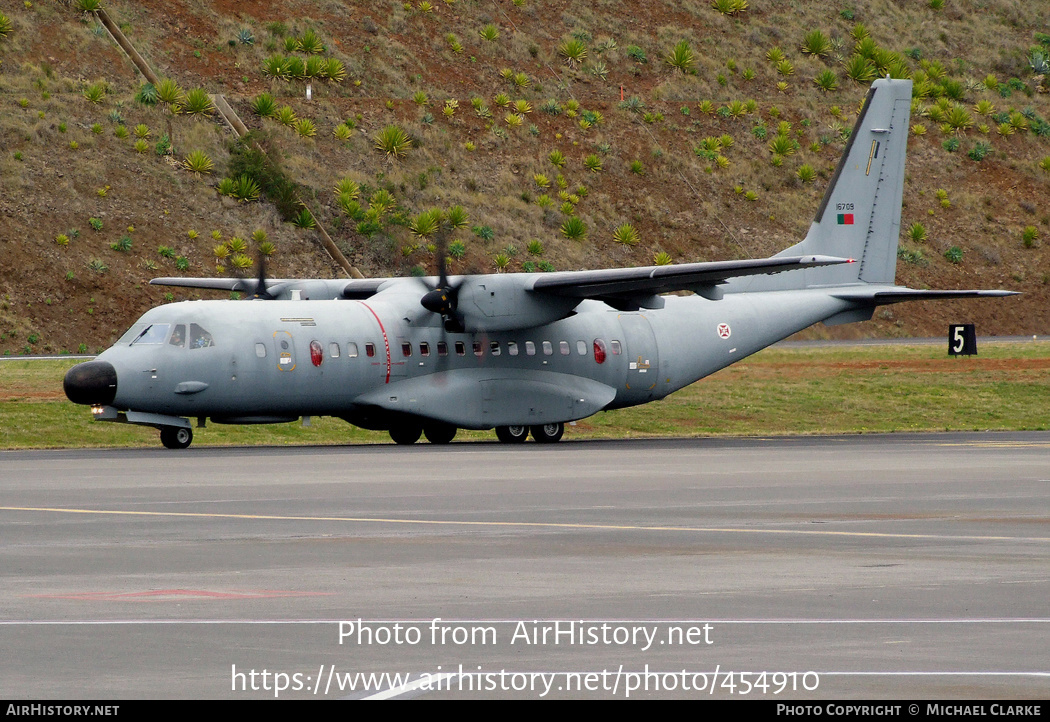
<box><xmin>297</xmin><ymin>29</ymin><xmax>324</xmax><ymax>54</ymax></box>
<box><xmin>182</xmin><ymin>88</ymin><xmax>214</xmax><ymax>116</ymax></box>
<box><xmin>526</xmin><ymin>239</ymin><xmax>544</xmax><ymax>256</ymax></box>
<box><xmin>665</xmin><ymin>41</ymin><xmax>695</xmax><ymax>73</ymax></box>
<box><xmin>292</xmin><ymin>207</ymin><xmax>316</xmax><ymax>229</ymax></box>
<box><xmin>262</xmin><ymin>55</ymin><xmax>290</xmax><ymax>80</ymax></box>
<box><xmin>374</xmin><ymin>125</ymin><xmax>411</xmax><ymax>159</ymax></box>
<box><xmin>156</xmin><ymin>78</ymin><xmax>183</xmax><ymax>104</ymax></box>
<box><xmin>83</xmin><ymin>82</ymin><xmax>106</xmax><ymax>103</ymax></box>
<box><xmin>324</xmin><ymin>58</ymin><xmax>346</xmax><ymax>83</ymax></box>
<box><xmin>583</xmin><ymin>154</ymin><xmax>602</xmax><ymax>172</ymax></box>
<box><xmin>273</xmin><ymin>105</ymin><xmax>298</xmax><ymax>126</ymax></box>
<box><xmin>844</xmin><ymin>55</ymin><xmax>875</xmax><ymax>83</ymax></box>
<box><xmin>653</xmin><ymin>251</ymin><xmax>673</xmax><ymax>265</ymax></box>
<box><xmin>302</xmin><ymin>55</ymin><xmax>325</xmax><ymax>79</ymax></box>
<box><xmin>560</xmin><ymin>217</ymin><xmax>587</xmax><ymax>240</ymax></box>
<box><xmin>478</xmin><ymin>24</ymin><xmax>499</xmax><ymax>42</ymax></box>
<box><xmin>231</xmin><ymin>175</ymin><xmax>261</xmax><ymax>202</ymax></box>
<box><xmin>294</xmin><ymin>118</ymin><xmax>317</xmax><ymax>138</ymax></box>
<box><xmin>252</xmin><ymin>92</ymin><xmax>277</xmax><ymax>117</ymax></box>
<box><xmin>801</xmin><ymin>29</ymin><xmax>831</xmax><ymax>57</ymax></box>
<box><xmin>446</xmin><ymin>205</ymin><xmax>469</xmax><ymax>229</ymax></box>
<box><xmin>814</xmin><ymin>69</ymin><xmax>838</xmax><ymax>93</ymax></box>
<box><xmin>612</xmin><ymin>223</ymin><xmax>639</xmax><ymax>250</ymax></box>
<box><xmin>183</xmin><ymin>150</ymin><xmax>213</xmax><ymax>176</ymax></box>
<box><xmin>559</xmin><ymin>38</ymin><xmax>588</xmax><ymax>68</ymax></box>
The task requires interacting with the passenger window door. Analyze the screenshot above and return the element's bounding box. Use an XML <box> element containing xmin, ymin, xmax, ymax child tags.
<box><xmin>273</xmin><ymin>330</ymin><xmax>296</xmax><ymax>371</ymax></box>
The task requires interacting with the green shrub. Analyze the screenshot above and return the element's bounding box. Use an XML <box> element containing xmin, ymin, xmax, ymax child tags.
<box><xmin>612</xmin><ymin>223</ymin><xmax>639</xmax><ymax>249</ymax></box>
<box><xmin>944</xmin><ymin>246</ymin><xmax>963</xmax><ymax>263</ymax></box>
<box><xmin>252</xmin><ymin>93</ymin><xmax>277</xmax><ymax>117</ymax></box>
<box><xmin>182</xmin><ymin>88</ymin><xmax>214</xmax><ymax>116</ymax></box>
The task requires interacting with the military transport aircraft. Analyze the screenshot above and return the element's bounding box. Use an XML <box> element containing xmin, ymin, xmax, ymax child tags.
<box><xmin>64</xmin><ymin>78</ymin><xmax>1015</xmax><ymax>448</ymax></box>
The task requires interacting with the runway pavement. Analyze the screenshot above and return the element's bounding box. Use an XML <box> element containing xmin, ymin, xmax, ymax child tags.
<box><xmin>1</xmin><ymin>432</ymin><xmax>1048</xmax><ymax>699</ymax></box>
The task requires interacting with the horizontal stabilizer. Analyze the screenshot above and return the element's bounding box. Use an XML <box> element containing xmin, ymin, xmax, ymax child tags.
<box><xmin>832</xmin><ymin>288</ymin><xmax>1020</xmax><ymax>305</ymax></box>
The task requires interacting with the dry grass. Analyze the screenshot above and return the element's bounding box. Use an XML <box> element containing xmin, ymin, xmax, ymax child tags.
<box><xmin>0</xmin><ymin>0</ymin><xmax>1047</xmax><ymax>355</ymax></box>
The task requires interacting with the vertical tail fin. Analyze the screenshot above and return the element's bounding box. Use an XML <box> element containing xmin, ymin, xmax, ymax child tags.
<box><xmin>729</xmin><ymin>78</ymin><xmax>913</xmax><ymax>291</ymax></box>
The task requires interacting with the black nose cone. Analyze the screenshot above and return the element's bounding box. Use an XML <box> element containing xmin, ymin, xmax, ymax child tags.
<box><xmin>64</xmin><ymin>361</ymin><xmax>118</xmax><ymax>406</ymax></box>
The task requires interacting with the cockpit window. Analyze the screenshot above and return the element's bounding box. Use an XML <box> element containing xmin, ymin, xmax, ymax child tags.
<box><xmin>129</xmin><ymin>324</ymin><xmax>170</xmax><ymax>345</ymax></box>
<box><xmin>169</xmin><ymin>324</ymin><xmax>186</xmax><ymax>348</ymax></box>
<box><xmin>189</xmin><ymin>323</ymin><xmax>214</xmax><ymax>349</ymax></box>
<box><xmin>117</xmin><ymin>324</ymin><xmax>147</xmax><ymax>345</ymax></box>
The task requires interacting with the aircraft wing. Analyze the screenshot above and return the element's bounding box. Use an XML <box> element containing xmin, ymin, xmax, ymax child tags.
<box><xmin>529</xmin><ymin>255</ymin><xmax>851</xmax><ymax>300</ymax></box>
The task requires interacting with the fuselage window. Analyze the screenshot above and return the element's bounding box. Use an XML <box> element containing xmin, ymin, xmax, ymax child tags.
<box><xmin>365</xmin><ymin>342</ymin><xmax>376</xmax><ymax>358</ymax></box>
<box><xmin>473</xmin><ymin>341</ymin><xmax>483</xmax><ymax>357</ymax></box>
<box><xmin>559</xmin><ymin>341</ymin><xmax>570</xmax><ymax>355</ymax></box>
<box><xmin>542</xmin><ymin>341</ymin><xmax>553</xmax><ymax>355</ymax></box>
<box><xmin>401</xmin><ymin>341</ymin><xmax>412</xmax><ymax>357</ymax></box>
<box><xmin>347</xmin><ymin>342</ymin><xmax>359</xmax><ymax>358</ymax></box>
<box><xmin>526</xmin><ymin>341</ymin><xmax>536</xmax><ymax>356</ymax></box>
<box><xmin>593</xmin><ymin>338</ymin><xmax>607</xmax><ymax>364</ymax></box>
<box><xmin>310</xmin><ymin>340</ymin><xmax>324</xmax><ymax>367</ymax></box>
<box><xmin>329</xmin><ymin>342</ymin><xmax>340</xmax><ymax>358</ymax></box>
<box><xmin>490</xmin><ymin>341</ymin><xmax>500</xmax><ymax>356</ymax></box>
<box><xmin>576</xmin><ymin>340</ymin><xmax>587</xmax><ymax>355</ymax></box>
<box><xmin>189</xmin><ymin>323</ymin><xmax>214</xmax><ymax>349</ymax></box>
<box><xmin>611</xmin><ymin>340</ymin><xmax>622</xmax><ymax>355</ymax></box>
<box><xmin>455</xmin><ymin>341</ymin><xmax>465</xmax><ymax>356</ymax></box>
<box><xmin>437</xmin><ymin>341</ymin><xmax>448</xmax><ymax>356</ymax></box>
<box><xmin>169</xmin><ymin>324</ymin><xmax>186</xmax><ymax>348</ymax></box>
<box><xmin>508</xmin><ymin>341</ymin><xmax>519</xmax><ymax>356</ymax></box>
<box><xmin>130</xmin><ymin>323</ymin><xmax>169</xmax><ymax>345</ymax></box>
<box><xmin>255</xmin><ymin>343</ymin><xmax>267</xmax><ymax>358</ymax></box>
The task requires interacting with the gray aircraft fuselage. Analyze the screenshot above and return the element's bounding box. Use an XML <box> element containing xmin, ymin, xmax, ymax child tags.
<box><xmin>63</xmin><ymin>79</ymin><xmax>1016</xmax><ymax>448</ymax></box>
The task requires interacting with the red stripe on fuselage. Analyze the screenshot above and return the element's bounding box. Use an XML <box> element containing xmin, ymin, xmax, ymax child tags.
<box><xmin>359</xmin><ymin>302</ymin><xmax>391</xmax><ymax>384</ymax></box>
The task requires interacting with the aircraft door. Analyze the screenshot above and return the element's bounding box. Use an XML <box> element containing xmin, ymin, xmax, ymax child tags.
<box><xmin>273</xmin><ymin>330</ymin><xmax>296</xmax><ymax>371</ymax></box>
<box><xmin>619</xmin><ymin>314</ymin><xmax>660</xmax><ymax>403</ymax></box>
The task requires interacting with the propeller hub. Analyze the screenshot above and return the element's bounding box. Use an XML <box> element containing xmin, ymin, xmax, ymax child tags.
<box><xmin>421</xmin><ymin>287</ymin><xmax>455</xmax><ymax>316</ymax></box>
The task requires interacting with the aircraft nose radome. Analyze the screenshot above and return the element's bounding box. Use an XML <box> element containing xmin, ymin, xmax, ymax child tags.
<box><xmin>63</xmin><ymin>361</ymin><xmax>117</xmax><ymax>406</ymax></box>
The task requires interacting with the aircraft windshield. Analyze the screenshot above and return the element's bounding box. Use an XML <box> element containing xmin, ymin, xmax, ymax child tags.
<box><xmin>129</xmin><ymin>324</ymin><xmax>171</xmax><ymax>345</ymax></box>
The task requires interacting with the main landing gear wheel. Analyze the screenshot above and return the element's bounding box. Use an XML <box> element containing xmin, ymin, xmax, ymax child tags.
<box><xmin>389</xmin><ymin>424</ymin><xmax>422</xmax><ymax>445</ymax></box>
<box><xmin>495</xmin><ymin>425</ymin><xmax>529</xmax><ymax>444</ymax></box>
<box><xmin>423</xmin><ymin>423</ymin><xmax>457</xmax><ymax>444</ymax></box>
<box><xmin>530</xmin><ymin>422</ymin><xmax>564</xmax><ymax>444</ymax></box>
<box><xmin>160</xmin><ymin>426</ymin><xmax>193</xmax><ymax>450</ymax></box>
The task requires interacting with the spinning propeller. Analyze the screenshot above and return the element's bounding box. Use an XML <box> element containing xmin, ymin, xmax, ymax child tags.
<box><xmin>244</xmin><ymin>251</ymin><xmax>283</xmax><ymax>300</ymax></box>
<box><xmin>419</xmin><ymin>229</ymin><xmax>466</xmax><ymax>332</ymax></box>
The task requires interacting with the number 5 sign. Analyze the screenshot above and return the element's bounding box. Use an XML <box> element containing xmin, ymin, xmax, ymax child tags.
<box><xmin>948</xmin><ymin>324</ymin><xmax>977</xmax><ymax>356</ymax></box>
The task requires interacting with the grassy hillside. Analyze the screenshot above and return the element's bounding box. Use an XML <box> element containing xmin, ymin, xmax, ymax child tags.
<box><xmin>0</xmin><ymin>0</ymin><xmax>1048</xmax><ymax>355</ymax></box>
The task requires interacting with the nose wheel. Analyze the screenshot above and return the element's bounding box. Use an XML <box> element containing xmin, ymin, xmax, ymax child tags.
<box><xmin>160</xmin><ymin>426</ymin><xmax>193</xmax><ymax>449</ymax></box>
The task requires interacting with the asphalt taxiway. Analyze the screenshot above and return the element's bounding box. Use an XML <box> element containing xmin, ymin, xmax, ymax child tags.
<box><xmin>1</xmin><ymin>432</ymin><xmax>1047</xmax><ymax>699</ymax></box>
